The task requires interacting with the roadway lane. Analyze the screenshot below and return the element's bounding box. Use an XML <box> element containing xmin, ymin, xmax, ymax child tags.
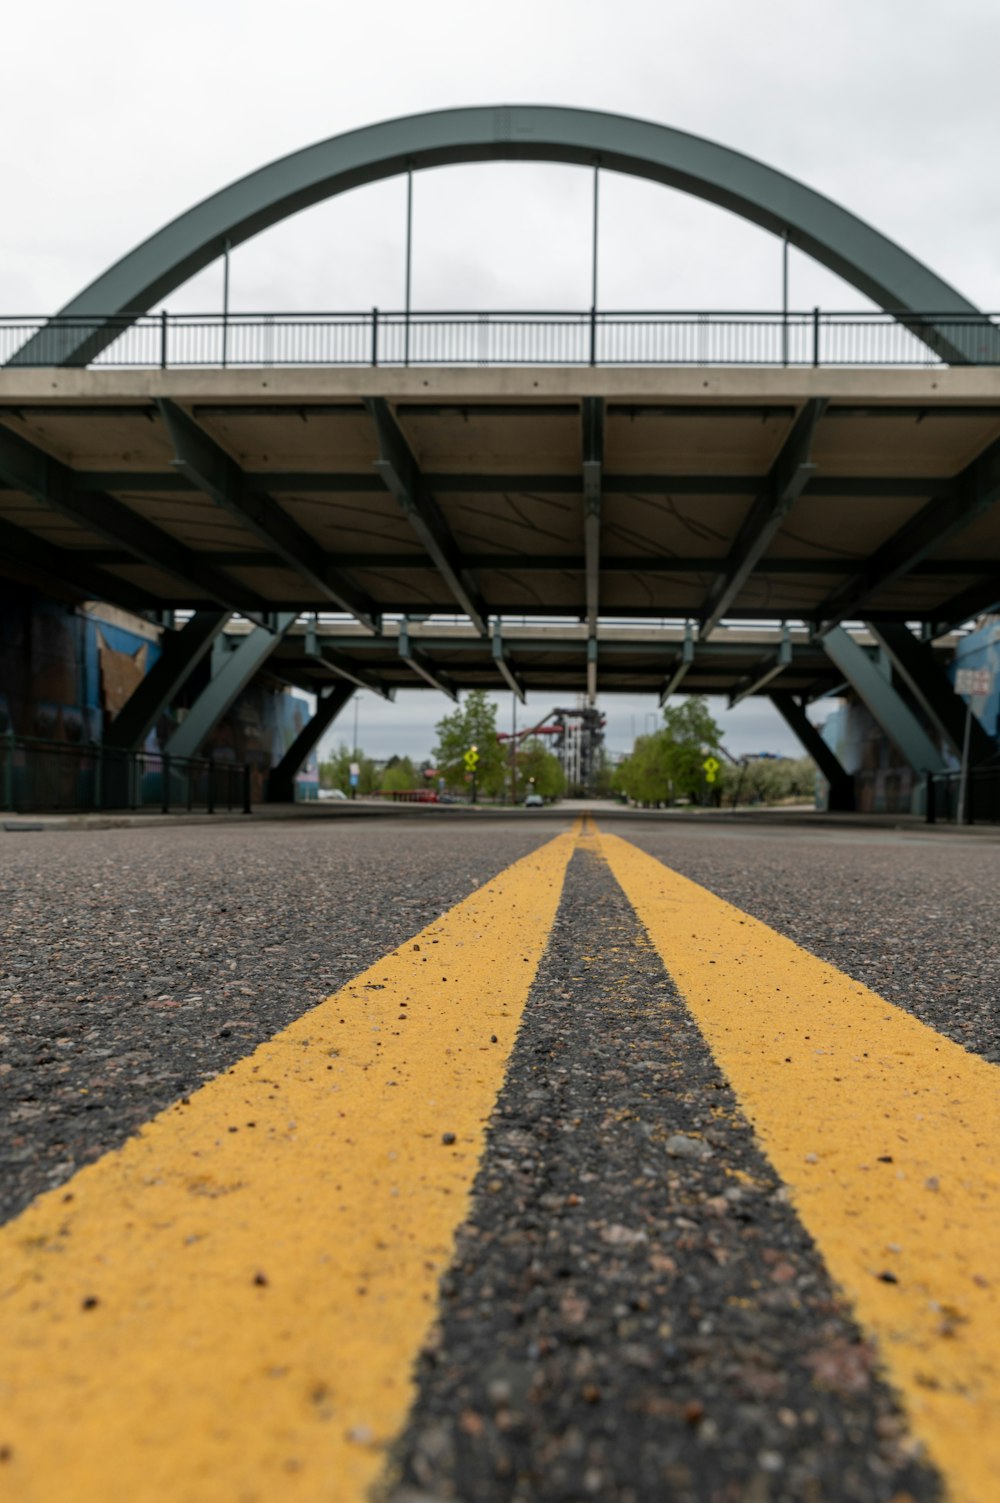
<box><xmin>609</xmin><ymin>820</ymin><xmax>1000</xmax><ymax>1065</ymax></box>
<box><xmin>2</xmin><ymin>813</ymin><xmax>997</xmax><ymax>1501</ymax></box>
<box><xmin>388</xmin><ymin>838</ymin><xmax>939</xmax><ymax>1503</ymax></box>
<box><xmin>0</xmin><ymin>819</ymin><xmax>556</xmax><ymax>1221</ymax></box>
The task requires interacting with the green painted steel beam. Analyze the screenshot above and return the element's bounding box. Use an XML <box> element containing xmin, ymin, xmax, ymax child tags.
<box><xmin>397</xmin><ymin>619</ymin><xmax>459</xmax><ymax>700</ymax></box>
<box><xmin>11</xmin><ymin>106</ymin><xmax>991</xmax><ymax>367</ymax></box>
<box><xmin>816</xmin><ymin>432</ymin><xmax>1000</xmax><ymax>628</ymax></box>
<box><xmin>869</xmin><ymin>622</ymin><xmax>996</xmax><ymax>764</ymax></box>
<box><xmin>366</xmin><ymin>398</ymin><xmax>488</xmax><ymax>635</ymax></box>
<box><xmin>0</xmin><ymin>514</ymin><xmax>151</xmax><ymax>609</ymax></box>
<box><xmin>61</xmin><ymin>469</ymin><xmax>961</xmax><ymax>501</ymax></box>
<box><xmin>104</xmin><ymin>610</ymin><xmax>232</xmax><ymax>751</ymax></box>
<box><xmin>0</xmin><ymin>421</ymin><xmax>271</xmax><ymax>622</ymax></box>
<box><xmin>156</xmin><ymin>400</ymin><xmax>379</xmax><ymax>631</ymax></box>
<box><xmin>659</xmin><ymin>623</ymin><xmax>695</xmax><ymax>705</ymax></box>
<box><xmin>729</xmin><ymin>628</ymin><xmax>793</xmax><ymax>706</ymax></box>
<box><xmin>700</xmin><ymin>400</ymin><xmax>828</xmax><ymax>638</ymax></box>
<box><xmin>768</xmin><ymin>691</ymin><xmax>855</xmax><ymax>810</ymax></box>
<box><xmin>492</xmin><ymin>620</ymin><xmax>526</xmax><ymax>703</ymax></box>
<box><xmin>164</xmin><ymin>613</ymin><xmax>297</xmax><ymax>760</ymax></box>
<box><xmin>820</xmin><ymin>625</ymin><xmax>946</xmax><ymax>776</ymax></box>
<box><xmin>932</xmin><ymin>576</ymin><xmax>1000</xmax><ymax>633</ymax></box>
<box><xmin>266</xmin><ymin>682</ymin><xmax>354</xmax><ymax>802</ymax></box>
<box><xmin>312</xmin><ymin>644</ymin><xmax>395</xmax><ymax>700</ymax></box>
<box><xmin>582</xmin><ymin>398</ymin><xmax>603</xmax><ymax>642</ymax></box>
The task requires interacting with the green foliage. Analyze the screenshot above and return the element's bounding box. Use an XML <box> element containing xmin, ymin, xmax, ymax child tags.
<box><xmin>380</xmin><ymin>755</ymin><xmax>417</xmax><ymax>792</ymax></box>
<box><xmin>318</xmin><ymin>741</ymin><xmax>377</xmax><ymax>794</ymax></box>
<box><xmin>516</xmin><ymin>738</ymin><xmax>566</xmax><ymax>801</ymax></box>
<box><xmin>432</xmin><ymin>690</ymin><xmax>505</xmax><ymax>796</ymax></box>
<box><xmin>613</xmin><ymin>696</ymin><xmax>724</xmax><ymax>805</ymax></box>
<box><xmin>719</xmin><ymin>755</ymin><xmax>816</xmax><ymax>807</ymax></box>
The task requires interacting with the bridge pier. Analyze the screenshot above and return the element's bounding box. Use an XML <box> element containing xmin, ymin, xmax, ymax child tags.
<box><xmin>768</xmin><ymin>690</ymin><xmax>855</xmax><ymax>810</ymax></box>
<box><xmin>266</xmin><ymin>683</ymin><xmax>354</xmax><ymax>803</ymax></box>
<box><xmin>164</xmin><ymin>615</ymin><xmax>297</xmax><ymax>762</ymax></box>
<box><xmin>820</xmin><ymin>626</ymin><xmax>946</xmax><ymax>811</ymax></box>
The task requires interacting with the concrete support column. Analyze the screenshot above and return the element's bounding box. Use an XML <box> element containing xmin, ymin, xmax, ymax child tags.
<box><xmin>266</xmin><ymin>683</ymin><xmax>354</xmax><ymax>803</ymax></box>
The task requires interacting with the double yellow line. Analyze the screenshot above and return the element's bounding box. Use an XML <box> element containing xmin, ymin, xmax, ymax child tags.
<box><xmin>1</xmin><ymin>822</ymin><xmax>998</xmax><ymax>1502</ymax></box>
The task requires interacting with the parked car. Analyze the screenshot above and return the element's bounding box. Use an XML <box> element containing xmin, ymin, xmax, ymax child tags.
<box><xmin>524</xmin><ymin>793</ymin><xmax>544</xmax><ymax>808</ymax></box>
<box><xmin>319</xmin><ymin>787</ymin><xmax>349</xmax><ymax>800</ymax></box>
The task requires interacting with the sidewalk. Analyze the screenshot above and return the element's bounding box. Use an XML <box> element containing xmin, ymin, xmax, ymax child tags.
<box><xmin>3</xmin><ymin>799</ymin><xmax>1000</xmax><ymax>838</ymax></box>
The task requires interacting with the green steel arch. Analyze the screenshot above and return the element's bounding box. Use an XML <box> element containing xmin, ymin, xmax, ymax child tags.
<box><xmin>16</xmin><ymin>104</ymin><xmax>994</xmax><ymax>365</ymax></box>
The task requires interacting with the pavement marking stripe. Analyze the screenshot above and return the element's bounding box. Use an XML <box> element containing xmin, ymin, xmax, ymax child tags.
<box><xmin>0</xmin><ymin>831</ymin><xmax>576</xmax><ymax>1503</ymax></box>
<box><xmin>599</xmin><ymin>828</ymin><xmax>1000</xmax><ymax>1503</ymax></box>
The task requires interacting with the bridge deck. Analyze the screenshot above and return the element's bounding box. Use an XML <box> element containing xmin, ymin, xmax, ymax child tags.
<box><xmin>1</xmin><ymin>367</ymin><xmax>999</xmax><ymax>701</ymax></box>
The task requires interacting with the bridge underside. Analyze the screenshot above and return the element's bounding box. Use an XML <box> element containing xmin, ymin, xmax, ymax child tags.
<box><xmin>1</xmin><ymin>366</ymin><xmax>999</xmax><ymax>705</ymax></box>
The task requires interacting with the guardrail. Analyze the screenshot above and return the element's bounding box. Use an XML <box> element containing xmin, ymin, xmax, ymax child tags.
<box><xmin>0</xmin><ymin>735</ymin><xmax>252</xmax><ymax>815</ymax></box>
<box><xmin>926</xmin><ymin>766</ymin><xmax>1000</xmax><ymax>825</ymax></box>
<box><xmin>4</xmin><ymin>309</ymin><xmax>1000</xmax><ymax>369</ymax></box>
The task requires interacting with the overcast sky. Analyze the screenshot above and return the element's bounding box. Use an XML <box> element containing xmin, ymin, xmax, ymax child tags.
<box><xmin>6</xmin><ymin>0</ymin><xmax>999</xmax><ymax>759</ymax></box>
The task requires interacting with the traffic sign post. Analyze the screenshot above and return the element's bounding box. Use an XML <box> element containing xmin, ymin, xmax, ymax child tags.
<box><xmin>463</xmin><ymin>745</ymin><xmax>480</xmax><ymax>804</ymax></box>
<box><xmin>955</xmin><ymin>668</ymin><xmax>994</xmax><ymax>824</ymax></box>
<box><xmin>349</xmin><ymin>760</ymin><xmax>360</xmax><ymax>799</ymax></box>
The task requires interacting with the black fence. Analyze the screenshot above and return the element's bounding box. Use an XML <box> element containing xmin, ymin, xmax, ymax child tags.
<box><xmin>926</xmin><ymin>767</ymin><xmax>1000</xmax><ymax>825</ymax></box>
<box><xmin>0</xmin><ymin>736</ymin><xmax>251</xmax><ymax>816</ymax></box>
<box><xmin>4</xmin><ymin>308</ymin><xmax>1000</xmax><ymax>369</ymax></box>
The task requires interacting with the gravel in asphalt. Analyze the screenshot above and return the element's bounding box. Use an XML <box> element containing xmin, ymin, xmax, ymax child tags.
<box><xmin>0</xmin><ymin>820</ymin><xmax>555</xmax><ymax>1223</ymax></box>
<box><xmin>386</xmin><ymin>845</ymin><xmax>940</xmax><ymax>1503</ymax></box>
<box><xmin>612</xmin><ymin>821</ymin><xmax>1000</xmax><ymax>1068</ymax></box>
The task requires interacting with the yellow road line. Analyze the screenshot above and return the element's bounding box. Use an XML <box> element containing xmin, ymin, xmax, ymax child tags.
<box><xmin>0</xmin><ymin>832</ymin><xmax>575</xmax><ymax>1503</ymax></box>
<box><xmin>599</xmin><ymin>829</ymin><xmax>1000</xmax><ymax>1503</ymax></box>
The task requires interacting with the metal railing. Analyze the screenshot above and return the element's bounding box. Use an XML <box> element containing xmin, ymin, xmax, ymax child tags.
<box><xmin>926</xmin><ymin>766</ymin><xmax>1000</xmax><ymax>825</ymax></box>
<box><xmin>4</xmin><ymin>309</ymin><xmax>1000</xmax><ymax>369</ymax></box>
<box><xmin>0</xmin><ymin>735</ymin><xmax>252</xmax><ymax>815</ymax></box>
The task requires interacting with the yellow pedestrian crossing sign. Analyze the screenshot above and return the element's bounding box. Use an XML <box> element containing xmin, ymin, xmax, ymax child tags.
<box><xmin>703</xmin><ymin>755</ymin><xmax>721</xmax><ymax>784</ymax></box>
<box><xmin>463</xmin><ymin>746</ymin><xmax>480</xmax><ymax>772</ymax></box>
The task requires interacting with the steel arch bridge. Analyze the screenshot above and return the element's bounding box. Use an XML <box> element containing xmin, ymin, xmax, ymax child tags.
<box><xmin>10</xmin><ymin>103</ymin><xmax>997</xmax><ymax>368</ymax></box>
<box><xmin>2</xmin><ymin>106</ymin><xmax>1000</xmax><ymax>811</ymax></box>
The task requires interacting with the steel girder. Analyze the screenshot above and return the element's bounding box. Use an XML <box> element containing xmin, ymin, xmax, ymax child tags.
<box><xmin>365</xmin><ymin>398</ymin><xmax>488</xmax><ymax>635</ymax></box>
<box><xmin>0</xmin><ymin>513</ymin><xmax>151</xmax><ymax>609</ymax></box>
<box><xmin>266</xmin><ymin>682</ymin><xmax>354</xmax><ymax>802</ymax></box>
<box><xmin>311</xmin><ymin>645</ymin><xmax>394</xmax><ymax>700</ymax></box>
<box><xmin>660</xmin><ymin>624</ymin><xmax>694</xmax><ymax>705</ymax></box>
<box><xmin>492</xmin><ymin>621</ymin><xmax>526</xmax><ymax>703</ymax></box>
<box><xmin>933</xmin><ymin>577</ymin><xmax>1000</xmax><ymax>633</ymax></box>
<box><xmin>398</xmin><ymin>619</ymin><xmax>458</xmax><ymax>700</ymax></box>
<box><xmin>0</xmin><ymin>421</ymin><xmax>271</xmax><ymax>621</ymax></box>
<box><xmin>768</xmin><ymin>691</ymin><xmax>855</xmax><ymax>810</ymax></box>
<box><xmin>156</xmin><ymin>400</ymin><xmax>379</xmax><ymax>631</ymax></box>
<box><xmin>700</xmin><ymin>400</ymin><xmax>827</xmax><ymax>638</ymax></box>
<box><xmin>816</xmin><ymin>432</ymin><xmax>1000</xmax><ymax>629</ymax></box>
<box><xmin>61</xmin><ymin>469</ymin><xmax>963</xmax><ymax>500</ymax></box>
<box><xmin>164</xmin><ymin>613</ymin><xmax>298</xmax><ymax>760</ymax></box>
<box><xmin>104</xmin><ymin>610</ymin><xmax>232</xmax><ymax>751</ymax></box>
<box><xmin>821</xmin><ymin>626</ymin><xmax>946</xmax><ymax>776</ymax></box>
<box><xmin>869</xmin><ymin>622</ymin><xmax>996</xmax><ymax>764</ymax></box>
<box><xmin>12</xmin><ymin>106</ymin><xmax>991</xmax><ymax>367</ymax></box>
<box><xmin>729</xmin><ymin>628</ymin><xmax>793</xmax><ymax>706</ymax></box>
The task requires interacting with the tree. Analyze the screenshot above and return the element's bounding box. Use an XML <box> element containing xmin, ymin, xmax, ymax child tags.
<box><xmin>381</xmin><ymin>755</ymin><xmax>417</xmax><ymax>792</ymax></box>
<box><xmin>613</xmin><ymin>696</ymin><xmax>724</xmax><ymax>805</ymax></box>
<box><xmin>432</xmin><ymin>691</ymin><xmax>506</xmax><ymax>797</ymax></box>
<box><xmin>517</xmin><ymin>737</ymin><xmax>566</xmax><ymax>800</ymax></box>
<box><xmin>318</xmin><ymin>741</ymin><xmax>377</xmax><ymax>794</ymax></box>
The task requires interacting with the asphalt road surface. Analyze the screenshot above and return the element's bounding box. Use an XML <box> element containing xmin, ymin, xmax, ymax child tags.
<box><xmin>1</xmin><ymin>812</ymin><xmax>998</xmax><ymax>1503</ymax></box>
